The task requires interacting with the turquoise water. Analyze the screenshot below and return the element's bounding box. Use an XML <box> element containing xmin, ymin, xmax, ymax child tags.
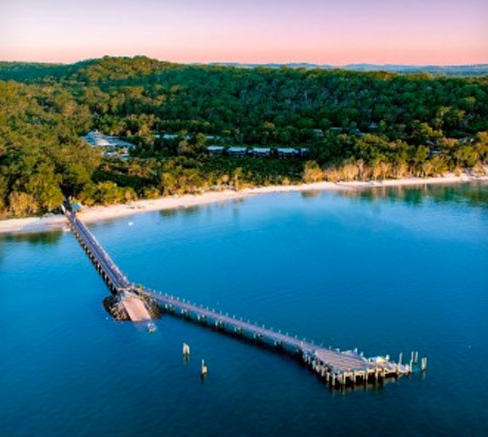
<box><xmin>1</xmin><ymin>183</ymin><xmax>488</xmax><ymax>436</ymax></box>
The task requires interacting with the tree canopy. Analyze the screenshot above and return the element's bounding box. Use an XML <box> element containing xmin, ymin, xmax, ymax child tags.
<box><xmin>1</xmin><ymin>56</ymin><xmax>487</xmax><ymax>217</ymax></box>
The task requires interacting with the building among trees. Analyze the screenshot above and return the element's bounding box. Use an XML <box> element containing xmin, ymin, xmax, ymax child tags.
<box><xmin>81</xmin><ymin>131</ymin><xmax>134</xmax><ymax>160</ymax></box>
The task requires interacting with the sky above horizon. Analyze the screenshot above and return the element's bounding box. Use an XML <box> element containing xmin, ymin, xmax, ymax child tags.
<box><xmin>1</xmin><ymin>0</ymin><xmax>487</xmax><ymax>65</ymax></box>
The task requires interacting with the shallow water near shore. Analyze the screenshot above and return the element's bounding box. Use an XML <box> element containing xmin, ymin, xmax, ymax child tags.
<box><xmin>1</xmin><ymin>182</ymin><xmax>488</xmax><ymax>437</ymax></box>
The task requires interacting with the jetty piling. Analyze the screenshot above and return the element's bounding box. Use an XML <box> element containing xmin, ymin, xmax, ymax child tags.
<box><xmin>183</xmin><ymin>343</ymin><xmax>190</xmax><ymax>357</ymax></box>
<box><xmin>421</xmin><ymin>357</ymin><xmax>428</xmax><ymax>371</ymax></box>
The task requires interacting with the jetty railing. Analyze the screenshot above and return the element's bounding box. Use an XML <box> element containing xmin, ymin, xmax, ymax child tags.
<box><xmin>141</xmin><ymin>288</ymin><xmax>413</xmax><ymax>387</ymax></box>
<box><xmin>62</xmin><ymin>203</ymin><xmax>130</xmax><ymax>292</ymax></box>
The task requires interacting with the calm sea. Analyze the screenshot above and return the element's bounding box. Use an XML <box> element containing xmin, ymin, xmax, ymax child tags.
<box><xmin>1</xmin><ymin>183</ymin><xmax>488</xmax><ymax>437</ymax></box>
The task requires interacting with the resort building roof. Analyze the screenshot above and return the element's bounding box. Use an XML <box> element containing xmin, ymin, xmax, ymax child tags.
<box><xmin>252</xmin><ymin>147</ymin><xmax>271</xmax><ymax>155</ymax></box>
<box><xmin>227</xmin><ymin>146</ymin><xmax>247</xmax><ymax>153</ymax></box>
<box><xmin>81</xmin><ymin>131</ymin><xmax>135</xmax><ymax>148</ymax></box>
<box><xmin>207</xmin><ymin>146</ymin><xmax>225</xmax><ymax>153</ymax></box>
<box><xmin>277</xmin><ymin>147</ymin><xmax>298</xmax><ymax>154</ymax></box>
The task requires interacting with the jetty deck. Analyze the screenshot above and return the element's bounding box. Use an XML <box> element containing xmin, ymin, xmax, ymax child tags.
<box><xmin>62</xmin><ymin>201</ymin><xmax>414</xmax><ymax>388</ymax></box>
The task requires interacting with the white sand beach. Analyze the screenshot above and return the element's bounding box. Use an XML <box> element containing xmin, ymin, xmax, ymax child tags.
<box><xmin>1</xmin><ymin>173</ymin><xmax>487</xmax><ymax>235</ymax></box>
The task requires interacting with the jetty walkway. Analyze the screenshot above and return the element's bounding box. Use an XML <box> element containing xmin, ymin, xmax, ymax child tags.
<box><xmin>62</xmin><ymin>202</ymin><xmax>151</xmax><ymax>322</ymax></box>
<box><xmin>62</xmin><ymin>202</ymin><xmax>416</xmax><ymax>388</ymax></box>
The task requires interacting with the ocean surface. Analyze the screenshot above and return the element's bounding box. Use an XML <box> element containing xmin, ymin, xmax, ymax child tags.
<box><xmin>1</xmin><ymin>183</ymin><xmax>488</xmax><ymax>437</ymax></box>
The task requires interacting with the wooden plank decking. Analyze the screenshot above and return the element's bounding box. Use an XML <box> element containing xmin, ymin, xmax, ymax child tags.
<box><xmin>121</xmin><ymin>292</ymin><xmax>152</xmax><ymax>322</ymax></box>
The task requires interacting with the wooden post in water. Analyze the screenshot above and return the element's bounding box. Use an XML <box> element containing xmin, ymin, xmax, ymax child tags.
<box><xmin>398</xmin><ymin>352</ymin><xmax>403</xmax><ymax>365</ymax></box>
<box><xmin>421</xmin><ymin>357</ymin><xmax>428</xmax><ymax>371</ymax></box>
<box><xmin>183</xmin><ymin>343</ymin><xmax>190</xmax><ymax>357</ymax></box>
<box><xmin>414</xmin><ymin>351</ymin><xmax>418</xmax><ymax>364</ymax></box>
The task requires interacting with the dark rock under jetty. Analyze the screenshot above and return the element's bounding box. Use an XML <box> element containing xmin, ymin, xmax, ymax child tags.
<box><xmin>103</xmin><ymin>295</ymin><xmax>130</xmax><ymax>321</ymax></box>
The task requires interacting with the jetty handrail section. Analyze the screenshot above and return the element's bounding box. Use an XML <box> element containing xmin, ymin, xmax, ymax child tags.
<box><xmin>63</xmin><ymin>205</ymin><xmax>130</xmax><ymax>292</ymax></box>
<box><xmin>142</xmin><ymin>289</ymin><xmax>317</xmax><ymax>351</ymax></box>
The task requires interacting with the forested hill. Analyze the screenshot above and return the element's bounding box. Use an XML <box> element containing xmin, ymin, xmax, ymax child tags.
<box><xmin>1</xmin><ymin>56</ymin><xmax>487</xmax><ymax>218</ymax></box>
<box><xmin>2</xmin><ymin>58</ymin><xmax>488</xmax><ymax>81</ymax></box>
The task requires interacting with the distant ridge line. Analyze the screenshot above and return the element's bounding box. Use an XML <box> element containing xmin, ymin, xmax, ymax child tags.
<box><xmin>207</xmin><ymin>62</ymin><xmax>488</xmax><ymax>76</ymax></box>
<box><xmin>1</xmin><ymin>56</ymin><xmax>487</xmax><ymax>77</ymax></box>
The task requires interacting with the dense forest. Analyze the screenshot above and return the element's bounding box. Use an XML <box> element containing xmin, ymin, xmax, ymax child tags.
<box><xmin>1</xmin><ymin>56</ymin><xmax>488</xmax><ymax>218</ymax></box>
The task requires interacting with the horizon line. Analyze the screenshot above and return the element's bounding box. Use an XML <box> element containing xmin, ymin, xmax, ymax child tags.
<box><xmin>2</xmin><ymin>55</ymin><xmax>488</xmax><ymax>68</ymax></box>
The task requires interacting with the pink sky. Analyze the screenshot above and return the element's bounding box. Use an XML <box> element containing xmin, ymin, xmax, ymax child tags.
<box><xmin>1</xmin><ymin>0</ymin><xmax>487</xmax><ymax>65</ymax></box>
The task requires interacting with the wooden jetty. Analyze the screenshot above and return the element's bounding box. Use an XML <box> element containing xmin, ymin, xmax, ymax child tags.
<box><xmin>62</xmin><ymin>201</ymin><xmax>419</xmax><ymax>388</ymax></box>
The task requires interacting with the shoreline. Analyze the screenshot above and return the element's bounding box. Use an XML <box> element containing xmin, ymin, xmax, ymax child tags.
<box><xmin>1</xmin><ymin>173</ymin><xmax>487</xmax><ymax>235</ymax></box>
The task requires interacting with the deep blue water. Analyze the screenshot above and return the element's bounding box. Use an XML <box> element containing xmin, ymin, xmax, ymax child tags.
<box><xmin>1</xmin><ymin>183</ymin><xmax>488</xmax><ymax>437</ymax></box>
